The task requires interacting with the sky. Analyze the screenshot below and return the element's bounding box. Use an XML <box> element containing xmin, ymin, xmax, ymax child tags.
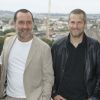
<box><xmin>0</xmin><ymin>0</ymin><xmax>100</xmax><ymax>14</ymax></box>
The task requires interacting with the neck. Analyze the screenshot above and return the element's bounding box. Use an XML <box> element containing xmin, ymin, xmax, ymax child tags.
<box><xmin>70</xmin><ymin>34</ymin><xmax>84</xmax><ymax>48</ymax></box>
<box><xmin>18</xmin><ymin>33</ymin><xmax>33</xmax><ymax>42</ymax></box>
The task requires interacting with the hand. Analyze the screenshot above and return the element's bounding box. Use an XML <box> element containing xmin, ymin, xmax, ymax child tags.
<box><xmin>54</xmin><ymin>95</ymin><xmax>66</xmax><ymax>100</ymax></box>
<box><xmin>88</xmin><ymin>97</ymin><xmax>92</xmax><ymax>100</ymax></box>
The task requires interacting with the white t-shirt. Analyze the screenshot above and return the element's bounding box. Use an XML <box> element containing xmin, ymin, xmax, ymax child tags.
<box><xmin>6</xmin><ymin>38</ymin><xmax>32</xmax><ymax>98</ymax></box>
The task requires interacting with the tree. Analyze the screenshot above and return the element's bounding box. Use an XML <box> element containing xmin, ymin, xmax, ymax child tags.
<box><xmin>3</xmin><ymin>28</ymin><xmax>15</xmax><ymax>35</ymax></box>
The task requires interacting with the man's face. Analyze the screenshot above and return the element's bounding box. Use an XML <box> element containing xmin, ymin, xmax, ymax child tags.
<box><xmin>68</xmin><ymin>13</ymin><xmax>86</xmax><ymax>38</ymax></box>
<box><xmin>15</xmin><ymin>12</ymin><xmax>33</xmax><ymax>35</ymax></box>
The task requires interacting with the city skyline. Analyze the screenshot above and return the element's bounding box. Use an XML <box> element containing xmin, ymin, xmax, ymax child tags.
<box><xmin>0</xmin><ymin>0</ymin><xmax>100</xmax><ymax>14</ymax></box>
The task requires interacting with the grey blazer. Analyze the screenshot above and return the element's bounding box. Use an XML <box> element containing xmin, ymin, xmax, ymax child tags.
<box><xmin>0</xmin><ymin>35</ymin><xmax>54</xmax><ymax>100</ymax></box>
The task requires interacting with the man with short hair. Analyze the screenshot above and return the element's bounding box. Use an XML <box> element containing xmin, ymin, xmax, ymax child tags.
<box><xmin>0</xmin><ymin>9</ymin><xmax>54</xmax><ymax>100</ymax></box>
<box><xmin>51</xmin><ymin>9</ymin><xmax>100</xmax><ymax>100</ymax></box>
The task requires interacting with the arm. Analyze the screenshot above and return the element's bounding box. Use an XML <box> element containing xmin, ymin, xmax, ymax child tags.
<box><xmin>93</xmin><ymin>43</ymin><xmax>100</xmax><ymax>99</ymax></box>
<box><xmin>42</xmin><ymin>45</ymin><xmax>54</xmax><ymax>100</ymax></box>
<box><xmin>0</xmin><ymin>39</ymin><xmax>6</xmax><ymax>98</ymax></box>
<box><xmin>51</xmin><ymin>44</ymin><xmax>58</xmax><ymax>99</ymax></box>
<box><xmin>54</xmin><ymin>95</ymin><xmax>66</xmax><ymax>100</ymax></box>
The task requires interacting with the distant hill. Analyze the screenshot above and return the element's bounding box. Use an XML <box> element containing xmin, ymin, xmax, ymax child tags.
<box><xmin>0</xmin><ymin>10</ymin><xmax>14</xmax><ymax>18</ymax></box>
<box><xmin>0</xmin><ymin>10</ymin><xmax>68</xmax><ymax>19</ymax></box>
<box><xmin>0</xmin><ymin>10</ymin><xmax>100</xmax><ymax>19</ymax></box>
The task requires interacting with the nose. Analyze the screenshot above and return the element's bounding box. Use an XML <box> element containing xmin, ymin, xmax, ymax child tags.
<box><xmin>23</xmin><ymin>23</ymin><xmax>28</xmax><ymax>28</ymax></box>
<box><xmin>73</xmin><ymin>23</ymin><xmax>78</xmax><ymax>28</ymax></box>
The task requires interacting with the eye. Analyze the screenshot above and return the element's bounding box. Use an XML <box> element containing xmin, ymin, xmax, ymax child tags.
<box><xmin>78</xmin><ymin>21</ymin><xmax>82</xmax><ymax>24</ymax></box>
<box><xmin>18</xmin><ymin>21</ymin><xmax>24</xmax><ymax>25</ymax></box>
<box><xmin>26</xmin><ymin>21</ymin><xmax>32</xmax><ymax>25</ymax></box>
<box><xmin>70</xmin><ymin>21</ymin><xmax>75</xmax><ymax>24</ymax></box>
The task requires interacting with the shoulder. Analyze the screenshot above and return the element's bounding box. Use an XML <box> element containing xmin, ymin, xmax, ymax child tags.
<box><xmin>87</xmin><ymin>36</ymin><xmax>100</xmax><ymax>45</ymax></box>
<box><xmin>86</xmin><ymin>36</ymin><xmax>100</xmax><ymax>51</ymax></box>
<box><xmin>3</xmin><ymin>35</ymin><xmax>16</xmax><ymax>46</ymax></box>
<box><xmin>52</xmin><ymin>36</ymin><xmax>68</xmax><ymax>49</ymax></box>
<box><xmin>33</xmin><ymin>36</ymin><xmax>51</xmax><ymax>49</ymax></box>
<box><xmin>4</xmin><ymin>35</ymin><xmax>16</xmax><ymax>42</ymax></box>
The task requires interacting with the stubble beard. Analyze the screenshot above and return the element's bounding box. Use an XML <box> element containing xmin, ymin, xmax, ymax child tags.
<box><xmin>16</xmin><ymin>30</ymin><xmax>33</xmax><ymax>41</ymax></box>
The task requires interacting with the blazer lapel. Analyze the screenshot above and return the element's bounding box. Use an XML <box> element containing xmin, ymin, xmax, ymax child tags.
<box><xmin>25</xmin><ymin>36</ymin><xmax>38</xmax><ymax>68</ymax></box>
<box><xmin>6</xmin><ymin>35</ymin><xmax>17</xmax><ymax>54</ymax></box>
<box><xmin>4</xmin><ymin>35</ymin><xmax>17</xmax><ymax>68</ymax></box>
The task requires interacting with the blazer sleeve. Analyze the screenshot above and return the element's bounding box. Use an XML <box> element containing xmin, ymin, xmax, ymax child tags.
<box><xmin>42</xmin><ymin>44</ymin><xmax>54</xmax><ymax>100</ymax></box>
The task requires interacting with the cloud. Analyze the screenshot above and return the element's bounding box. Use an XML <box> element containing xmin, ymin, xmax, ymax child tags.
<box><xmin>0</xmin><ymin>0</ymin><xmax>100</xmax><ymax>13</ymax></box>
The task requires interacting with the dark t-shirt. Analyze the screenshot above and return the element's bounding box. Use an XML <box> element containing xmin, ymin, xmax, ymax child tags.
<box><xmin>58</xmin><ymin>40</ymin><xmax>88</xmax><ymax>100</ymax></box>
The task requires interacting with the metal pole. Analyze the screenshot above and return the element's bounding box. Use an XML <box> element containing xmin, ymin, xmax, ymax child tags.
<box><xmin>46</xmin><ymin>0</ymin><xmax>51</xmax><ymax>38</ymax></box>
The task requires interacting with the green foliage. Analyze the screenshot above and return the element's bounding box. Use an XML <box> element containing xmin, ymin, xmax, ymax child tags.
<box><xmin>91</xmin><ymin>24</ymin><xmax>98</xmax><ymax>28</ymax></box>
<box><xmin>59</xmin><ymin>27</ymin><xmax>68</xmax><ymax>32</ymax></box>
<box><xmin>33</xmin><ymin>25</ymin><xmax>38</xmax><ymax>32</ymax></box>
<box><xmin>0</xmin><ymin>36</ymin><xmax>5</xmax><ymax>54</ymax></box>
<box><xmin>41</xmin><ymin>37</ymin><xmax>54</xmax><ymax>47</ymax></box>
<box><xmin>3</xmin><ymin>28</ymin><xmax>15</xmax><ymax>35</ymax></box>
<box><xmin>0</xmin><ymin>31</ymin><xmax>4</xmax><ymax>36</ymax></box>
<box><xmin>0</xmin><ymin>36</ymin><xmax>4</xmax><ymax>44</ymax></box>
